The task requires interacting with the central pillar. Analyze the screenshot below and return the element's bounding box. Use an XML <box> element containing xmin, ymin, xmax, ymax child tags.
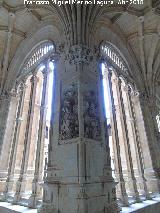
<box><xmin>39</xmin><ymin>45</ymin><xmax>119</xmax><ymax>213</ymax></box>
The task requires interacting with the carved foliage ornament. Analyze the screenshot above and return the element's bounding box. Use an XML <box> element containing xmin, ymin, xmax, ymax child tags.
<box><xmin>0</xmin><ymin>89</ymin><xmax>17</xmax><ymax>100</ymax></box>
<box><xmin>59</xmin><ymin>83</ymin><xmax>79</xmax><ymax>141</ymax></box>
<box><xmin>66</xmin><ymin>45</ymin><xmax>93</xmax><ymax>65</ymax></box>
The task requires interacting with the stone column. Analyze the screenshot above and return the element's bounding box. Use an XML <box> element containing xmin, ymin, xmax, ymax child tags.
<box><xmin>39</xmin><ymin>45</ymin><xmax>119</xmax><ymax>213</ymax></box>
<box><xmin>0</xmin><ymin>90</ymin><xmax>18</xmax><ymax>195</ymax></box>
<box><xmin>3</xmin><ymin>82</ymin><xmax>26</xmax><ymax>200</ymax></box>
<box><xmin>28</xmin><ymin>63</ymin><xmax>50</xmax><ymax>208</ymax></box>
<box><xmin>13</xmin><ymin>74</ymin><xmax>38</xmax><ymax>203</ymax></box>
<box><xmin>0</xmin><ymin>12</ymin><xmax>15</xmax><ymax>91</ymax></box>
<box><xmin>124</xmin><ymin>86</ymin><xmax>151</xmax><ymax>199</ymax></box>
<box><xmin>132</xmin><ymin>93</ymin><xmax>160</xmax><ymax>194</ymax></box>
<box><xmin>114</xmin><ymin>75</ymin><xmax>140</xmax><ymax>202</ymax></box>
<box><xmin>104</xmin><ymin>66</ymin><xmax>129</xmax><ymax>206</ymax></box>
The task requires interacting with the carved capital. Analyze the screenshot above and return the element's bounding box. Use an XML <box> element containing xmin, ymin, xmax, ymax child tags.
<box><xmin>0</xmin><ymin>89</ymin><xmax>17</xmax><ymax>100</ymax></box>
<box><xmin>123</xmin><ymin>85</ymin><xmax>130</xmax><ymax>92</ymax></box>
<box><xmin>139</xmin><ymin>92</ymin><xmax>158</xmax><ymax>110</ymax></box>
<box><xmin>30</xmin><ymin>74</ymin><xmax>38</xmax><ymax>83</ymax></box>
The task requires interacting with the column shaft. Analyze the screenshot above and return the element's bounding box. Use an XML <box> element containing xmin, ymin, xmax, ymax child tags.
<box><xmin>132</xmin><ymin>94</ymin><xmax>160</xmax><ymax>194</ymax></box>
<box><xmin>28</xmin><ymin>65</ymin><xmax>50</xmax><ymax>207</ymax></box>
<box><xmin>4</xmin><ymin>83</ymin><xmax>26</xmax><ymax>199</ymax></box>
<box><xmin>115</xmin><ymin>76</ymin><xmax>140</xmax><ymax>202</ymax></box>
<box><xmin>13</xmin><ymin>74</ymin><xmax>38</xmax><ymax>203</ymax></box>
<box><xmin>106</xmin><ymin>68</ymin><xmax>129</xmax><ymax>206</ymax></box>
<box><xmin>126</xmin><ymin>88</ymin><xmax>151</xmax><ymax>199</ymax></box>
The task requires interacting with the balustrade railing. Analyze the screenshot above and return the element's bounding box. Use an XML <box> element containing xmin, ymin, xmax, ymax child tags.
<box><xmin>23</xmin><ymin>42</ymin><xmax>54</xmax><ymax>73</ymax></box>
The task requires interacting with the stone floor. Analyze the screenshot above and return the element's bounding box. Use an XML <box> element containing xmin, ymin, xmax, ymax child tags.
<box><xmin>121</xmin><ymin>196</ymin><xmax>160</xmax><ymax>213</ymax></box>
<box><xmin>0</xmin><ymin>197</ymin><xmax>160</xmax><ymax>213</ymax></box>
<box><xmin>0</xmin><ymin>202</ymin><xmax>37</xmax><ymax>213</ymax></box>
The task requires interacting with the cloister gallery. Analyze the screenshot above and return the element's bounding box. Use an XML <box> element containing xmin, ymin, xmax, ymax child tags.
<box><xmin>0</xmin><ymin>0</ymin><xmax>160</xmax><ymax>213</ymax></box>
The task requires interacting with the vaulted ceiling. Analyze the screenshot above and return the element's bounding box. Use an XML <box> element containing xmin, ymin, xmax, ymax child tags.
<box><xmin>0</xmin><ymin>0</ymin><xmax>160</xmax><ymax>107</ymax></box>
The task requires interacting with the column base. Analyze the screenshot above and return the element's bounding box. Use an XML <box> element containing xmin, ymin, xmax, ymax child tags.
<box><xmin>28</xmin><ymin>194</ymin><xmax>38</xmax><ymax>208</ymax></box>
<box><xmin>40</xmin><ymin>180</ymin><xmax>120</xmax><ymax>213</ymax></box>
<box><xmin>118</xmin><ymin>195</ymin><xmax>129</xmax><ymax>207</ymax></box>
<box><xmin>12</xmin><ymin>192</ymin><xmax>21</xmax><ymax>204</ymax></box>
<box><xmin>0</xmin><ymin>193</ymin><xmax>6</xmax><ymax>202</ymax></box>
<box><xmin>38</xmin><ymin>203</ymin><xmax>58</xmax><ymax>213</ymax></box>
<box><xmin>145</xmin><ymin>168</ymin><xmax>160</xmax><ymax>194</ymax></box>
<box><xmin>115</xmin><ymin>179</ymin><xmax>129</xmax><ymax>207</ymax></box>
<box><xmin>28</xmin><ymin>179</ymin><xmax>42</xmax><ymax>208</ymax></box>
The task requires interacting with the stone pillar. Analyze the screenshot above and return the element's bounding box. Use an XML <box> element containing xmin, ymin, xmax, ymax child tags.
<box><xmin>39</xmin><ymin>45</ymin><xmax>119</xmax><ymax>213</ymax></box>
<box><xmin>124</xmin><ymin>86</ymin><xmax>151</xmax><ymax>199</ymax></box>
<box><xmin>104</xmin><ymin>67</ymin><xmax>129</xmax><ymax>206</ymax></box>
<box><xmin>13</xmin><ymin>74</ymin><xmax>38</xmax><ymax>203</ymax></box>
<box><xmin>28</xmin><ymin>63</ymin><xmax>50</xmax><ymax>208</ymax></box>
<box><xmin>132</xmin><ymin>92</ymin><xmax>160</xmax><ymax>194</ymax></box>
<box><xmin>113</xmin><ymin>74</ymin><xmax>140</xmax><ymax>202</ymax></box>
<box><xmin>3</xmin><ymin>82</ymin><xmax>26</xmax><ymax>199</ymax></box>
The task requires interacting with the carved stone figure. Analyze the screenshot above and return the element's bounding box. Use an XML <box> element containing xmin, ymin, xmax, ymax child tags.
<box><xmin>84</xmin><ymin>90</ymin><xmax>101</xmax><ymax>140</ymax></box>
<box><xmin>59</xmin><ymin>84</ymin><xmax>79</xmax><ymax>140</ymax></box>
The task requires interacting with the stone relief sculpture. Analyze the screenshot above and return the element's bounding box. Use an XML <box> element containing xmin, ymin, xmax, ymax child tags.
<box><xmin>59</xmin><ymin>84</ymin><xmax>79</xmax><ymax>140</ymax></box>
<box><xmin>67</xmin><ymin>45</ymin><xmax>93</xmax><ymax>65</ymax></box>
<box><xmin>84</xmin><ymin>90</ymin><xmax>101</xmax><ymax>140</ymax></box>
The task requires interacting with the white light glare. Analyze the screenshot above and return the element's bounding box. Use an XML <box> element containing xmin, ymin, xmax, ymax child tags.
<box><xmin>39</xmin><ymin>65</ymin><xmax>45</xmax><ymax>72</ymax></box>
<box><xmin>49</xmin><ymin>61</ymin><xmax>54</xmax><ymax>70</ymax></box>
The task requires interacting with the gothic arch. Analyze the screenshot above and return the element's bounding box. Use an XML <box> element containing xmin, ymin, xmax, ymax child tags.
<box><xmin>100</xmin><ymin>41</ymin><xmax>136</xmax><ymax>89</ymax></box>
<box><xmin>5</xmin><ymin>22</ymin><xmax>62</xmax><ymax>93</ymax></box>
<box><xmin>15</xmin><ymin>41</ymin><xmax>55</xmax><ymax>86</ymax></box>
<box><xmin>93</xmin><ymin>22</ymin><xmax>145</xmax><ymax>91</ymax></box>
